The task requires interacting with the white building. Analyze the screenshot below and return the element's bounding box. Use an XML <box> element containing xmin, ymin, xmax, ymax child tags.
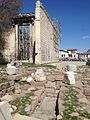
<box><xmin>59</xmin><ymin>48</ymin><xmax>78</xmax><ymax>60</ymax></box>
<box><xmin>78</xmin><ymin>52</ymin><xmax>90</xmax><ymax>61</ymax></box>
<box><xmin>67</xmin><ymin>48</ymin><xmax>78</xmax><ymax>60</ymax></box>
<box><xmin>59</xmin><ymin>50</ymin><xmax>68</xmax><ymax>60</ymax></box>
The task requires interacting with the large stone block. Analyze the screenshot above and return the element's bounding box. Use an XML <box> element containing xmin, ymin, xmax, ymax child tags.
<box><xmin>6</xmin><ymin>64</ymin><xmax>17</xmax><ymax>75</ymax></box>
<box><xmin>1</xmin><ymin>94</ymin><xmax>13</xmax><ymax>102</ymax></box>
<box><xmin>45</xmin><ymin>88</ymin><xmax>55</xmax><ymax>95</ymax></box>
<box><xmin>45</xmin><ymin>81</ymin><xmax>56</xmax><ymax>88</ymax></box>
<box><xmin>9</xmin><ymin>80</ymin><xmax>15</xmax><ymax>86</ymax></box>
<box><xmin>55</xmin><ymin>75</ymin><xmax>64</xmax><ymax>81</ymax></box>
<box><xmin>0</xmin><ymin>101</ymin><xmax>12</xmax><ymax>120</ymax></box>
<box><xmin>0</xmin><ymin>82</ymin><xmax>8</xmax><ymax>90</ymax></box>
<box><xmin>67</xmin><ymin>64</ymin><xmax>77</xmax><ymax>72</ymax></box>
<box><xmin>35</xmin><ymin>69</ymin><xmax>46</xmax><ymax>82</ymax></box>
<box><xmin>65</xmin><ymin>71</ymin><xmax>76</xmax><ymax>85</ymax></box>
<box><xmin>35</xmin><ymin>81</ymin><xmax>46</xmax><ymax>87</ymax></box>
<box><xmin>46</xmin><ymin>75</ymin><xmax>55</xmax><ymax>82</ymax></box>
<box><xmin>83</xmin><ymin>87</ymin><xmax>90</xmax><ymax>96</ymax></box>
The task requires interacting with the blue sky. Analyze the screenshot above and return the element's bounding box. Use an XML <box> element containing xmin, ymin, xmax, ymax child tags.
<box><xmin>21</xmin><ymin>0</ymin><xmax>90</xmax><ymax>52</ymax></box>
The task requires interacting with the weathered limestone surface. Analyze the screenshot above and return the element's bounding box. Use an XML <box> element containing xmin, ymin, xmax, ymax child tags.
<box><xmin>0</xmin><ymin>65</ymin><xmax>90</xmax><ymax>120</ymax></box>
<box><xmin>35</xmin><ymin>0</ymin><xmax>59</xmax><ymax>64</ymax></box>
<box><xmin>5</xmin><ymin>28</ymin><xmax>16</xmax><ymax>61</ymax></box>
<box><xmin>0</xmin><ymin>101</ymin><xmax>12</xmax><ymax>120</ymax></box>
<box><xmin>5</xmin><ymin>0</ymin><xmax>59</xmax><ymax>64</ymax></box>
<box><xmin>83</xmin><ymin>87</ymin><xmax>90</xmax><ymax>96</ymax></box>
<box><xmin>77</xmin><ymin>66</ymin><xmax>90</xmax><ymax>97</ymax></box>
<box><xmin>12</xmin><ymin>113</ymin><xmax>41</xmax><ymax>120</ymax></box>
<box><xmin>31</xmin><ymin>68</ymin><xmax>64</xmax><ymax>120</ymax></box>
<box><xmin>6</xmin><ymin>64</ymin><xmax>17</xmax><ymax>75</ymax></box>
<box><xmin>31</xmin><ymin>97</ymin><xmax>57</xmax><ymax>120</ymax></box>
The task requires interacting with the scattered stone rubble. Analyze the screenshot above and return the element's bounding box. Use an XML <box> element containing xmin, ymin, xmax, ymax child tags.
<box><xmin>0</xmin><ymin>64</ymin><xmax>90</xmax><ymax>120</ymax></box>
<box><xmin>0</xmin><ymin>80</ymin><xmax>15</xmax><ymax>97</ymax></box>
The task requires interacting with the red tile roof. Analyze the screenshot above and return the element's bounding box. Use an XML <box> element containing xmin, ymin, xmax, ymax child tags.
<box><xmin>67</xmin><ymin>48</ymin><xmax>77</xmax><ymax>51</ymax></box>
<box><xmin>78</xmin><ymin>52</ymin><xmax>90</xmax><ymax>55</ymax></box>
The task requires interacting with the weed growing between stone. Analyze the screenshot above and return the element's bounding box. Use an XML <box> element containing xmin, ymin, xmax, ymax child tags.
<box><xmin>61</xmin><ymin>87</ymin><xmax>90</xmax><ymax>120</ymax></box>
<box><xmin>10</xmin><ymin>90</ymin><xmax>35</xmax><ymax>116</ymax></box>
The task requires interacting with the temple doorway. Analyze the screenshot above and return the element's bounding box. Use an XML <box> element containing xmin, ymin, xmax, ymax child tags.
<box><xmin>18</xmin><ymin>23</ymin><xmax>30</xmax><ymax>60</ymax></box>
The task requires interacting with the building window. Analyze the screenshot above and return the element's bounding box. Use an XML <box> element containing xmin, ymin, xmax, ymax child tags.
<box><xmin>86</xmin><ymin>55</ymin><xmax>88</xmax><ymax>57</ymax></box>
<box><xmin>69</xmin><ymin>54</ymin><xmax>72</xmax><ymax>57</ymax></box>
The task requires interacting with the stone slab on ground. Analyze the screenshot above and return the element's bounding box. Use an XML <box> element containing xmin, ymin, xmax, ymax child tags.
<box><xmin>31</xmin><ymin>97</ymin><xmax>56</xmax><ymax>120</ymax></box>
<box><xmin>83</xmin><ymin>87</ymin><xmax>90</xmax><ymax>96</ymax></box>
<box><xmin>0</xmin><ymin>94</ymin><xmax>13</xmax><ymax>102</ymax></box>
<box><xmin>46</xmin><ymin>75</ymin><xmax>55</xmax><ymax>82</ymax></box>
<box><xmin>7</xmin><ymin>74</ymin><xmax>22</xmax><ymax>81</ymax></box>
<box><xmin>12</xmin><ymin>113</ymin><xmax>41</xmax><ymax>120</ymax></box>
<box><xmin>0</xmin><ymin>101</ymin><xmax>12</xmax><ymax>120</ymax></box>
<box><xmin>6</xmin><ymin>65</ymin><xmax>17</xmax><ymax>75</ymax></box>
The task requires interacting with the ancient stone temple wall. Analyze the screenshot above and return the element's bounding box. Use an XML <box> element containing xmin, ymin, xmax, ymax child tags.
<box><xmin>4</xmin><ymin>0</ymin><xmax>59</xmax><ymax>64</ymax></box>
<box><xmin>35</xmin><ymin>0</ymin><xmax>59</xmax><ymax>64</ymax></box>
<box><xmin>5</xmin><ymin>14</ymin><xmax>35</xmax><ymax>62</ymax></box>
<box><xmin>5</xmin><ymin>27</ymin><xmax>16</xmax><ymax>62</ymax></box>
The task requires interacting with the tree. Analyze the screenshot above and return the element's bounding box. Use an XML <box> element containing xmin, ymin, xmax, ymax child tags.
<box><xmin>0</xmin><ymin>0</ymin><xmax>21</xmax><ymax>32</ymax></box>
<box><xmin>0</xmin><ymin>0</ymin><xmax>21</xmax><ymax>50</ymax></box>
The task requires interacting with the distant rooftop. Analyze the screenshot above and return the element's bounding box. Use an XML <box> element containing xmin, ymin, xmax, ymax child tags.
<box><xmin>59</xmin><ymin>50</ymin><xmax>68</xmax><ymax>53</ymax></box>
<box><xmin>78</xmin><ymin>52</ymin><xmax>90</xmax><ymax>55</ymax></box>
<box><xmin>67</xmin><ymin>48</ymin><xmax>77</xmax><ymax>51</ymax></box>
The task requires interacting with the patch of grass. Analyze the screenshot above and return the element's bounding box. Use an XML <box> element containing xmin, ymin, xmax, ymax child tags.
<box><xmin>11</xmin><ymin>97</ymin><xmax>31</xmax><ymax>116</ymax></box>
<box><xmin>0</xmin><ymin>79</ymin><xmax>7</xmax><ymax>84</ymax></box>
<box><xmin>0</xmin><ymin>64</ymin><xmax>7</xmax><ymax>68</ymax></box>
<box><xmin>61</xmin><ymin>87</ymin><xmax>90</xmax><ymax>120</ymax></box>
<box><xmin>26</xmin><ymin>90</ymin><xmax>35</xmax><ymax>97</ymax></box>
<box><xmin>22</xmin><ymin>62</ymin><xmax>56</xmax><ymax>69</ymax></box>
<box><xmin>79</xmin><ymin>111</ymin><xmax>90</xmax><ymax>119</ymax></box>
<box><xmin>70</xmin><ymin>116</ymin><xmax>81</xmax><ymax>120</ymax></box>
<box><xmin>22</xmin><ymin>62</ymin><xmax>38</xmax><ymax>67</ymax></box>
<box><xmin>41</xmin><ymin>64</ymin><xmax>56</xmax><ymax>69</ymax></box>
<box><xmin>10</xmin><ymin>91</ymin><xmax>35</xmax><ymax>116</ymax></box>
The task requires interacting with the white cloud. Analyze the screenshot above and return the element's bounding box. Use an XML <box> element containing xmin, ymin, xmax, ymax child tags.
<box><xmin>82</xmin><ymin>35</ymin><xmax>90</xmax><ymax>40</ymax></box>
